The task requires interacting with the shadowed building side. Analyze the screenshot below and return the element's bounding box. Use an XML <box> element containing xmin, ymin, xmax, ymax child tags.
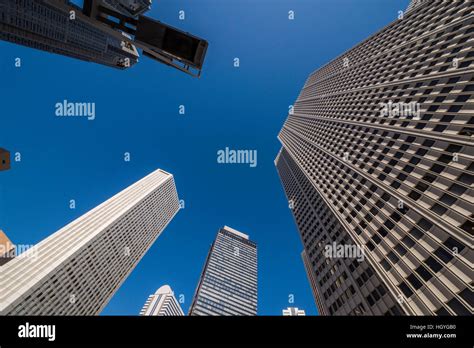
<box><xmin>0</xmin><ymin>0</ymin><xmax>139</xmax><ymax>69</ymax></box>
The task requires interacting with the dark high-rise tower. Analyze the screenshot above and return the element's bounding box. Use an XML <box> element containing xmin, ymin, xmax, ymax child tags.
<box><xmin>0</xmin><ymin>0</ymin><xmax>208</xmax><ymax>75</ymax></box>
<box><xmin>0</xmin><ymin>0</ymin><xmax>139</xmax><ymax>69</ymax></box>
<box><xmin>189</xmin><ymin>226</ymin><xmax>258</xmax><ymax>316</ymax></box>
<box><xmin>276</xmin><ymin>0</ymin><xmax>473</xmax><ymax>316</ymax></box>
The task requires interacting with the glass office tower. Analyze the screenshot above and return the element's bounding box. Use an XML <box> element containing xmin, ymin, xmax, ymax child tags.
<box><xmin>189</xmin><ymin>226</ymin><xmax>258</xmax><ymax>316</ymax></box>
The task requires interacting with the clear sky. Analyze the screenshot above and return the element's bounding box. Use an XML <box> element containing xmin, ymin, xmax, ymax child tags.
<box><xmin>0</xmin><ymin>0</ymin><xmax>409</xmax><ymax>315</ymax></box>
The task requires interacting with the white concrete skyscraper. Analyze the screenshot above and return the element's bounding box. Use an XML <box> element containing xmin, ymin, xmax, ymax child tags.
<box><xmin>0</xmin><ymin>169</ymin><xmax>180</xmax><ymax>315</ymax></box>
<box><xmin>140</xmin><ymin>285</ymin><xmax>184</xmax><ymax>316</ymax></box>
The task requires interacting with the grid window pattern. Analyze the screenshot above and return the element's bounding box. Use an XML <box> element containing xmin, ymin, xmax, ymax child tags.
<box><xmin>0</xmin><ymin>169</ymin><xmax>180</xmax><ymax>315</ymax></box>
<box><xmin>0</xmin><ymin>0</ymin><xmax>138</xmax><ymax>69</ymax></box>
<box><xmin>140</xmin><ymin>285</ymin><xmax>184</xmax><ymax>316</ymax></box>
<box><xmin>276</xmin><ymin>0</ymin><xmax>473</xmax><ymax>316</ymax></box>
<box><xmin>189</xmin><ymin>227</ymin><xmax>258</xmax><ymax>316</ymax></box>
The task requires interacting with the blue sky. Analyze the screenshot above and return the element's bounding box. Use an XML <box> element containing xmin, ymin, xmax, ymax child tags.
<box><xmin>0</xmin><ymin>0</ymin><xmax>409</xmax><ymax>315</ymax></box>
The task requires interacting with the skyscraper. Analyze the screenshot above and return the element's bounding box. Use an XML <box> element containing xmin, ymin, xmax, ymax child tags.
<box><xmin>282</xmin><ymin>307</ymin><xmax>306</xmax><ymax>316</ymax></box>
<box><xmin>0</xmin><ymin>0</ymin><xmax>208</xmax><ymax>75</ymax></box>
<box><xmin>301</xmin><ymin>250</ymin><xmax>327</xmax><ymax>315</ymax></box>
<box><xmin>189</xmin><ymin>226</ymin><xmax>258</xmax><ymax>316</ymax></box>
<box><xmin>0</xmin><ymin>148</ymin><xmax>10</xmax><ymax>171</ymax></box>
<box><xmin>140</xmin><ymin>285</ymin><xmax>184</xmax><ymax>316</ymax></box>
<box><xmin>0</xmin><ymin>168</ymin><xmax>180</xmax><ymax>315</ymax></box>
<box><xmin>0</xmin><ymin>0</ymin><xmax>139</xmax><ymax>69</ymax></box>
<box><xmin>0</xmin><ymin>230</ymin><xmax>15</xmax><ymax>266</ymax></box>
<box><xmin>276</xmin><ymin>0</ymin><xmax>473</xmax><ymax>316</ymax></box>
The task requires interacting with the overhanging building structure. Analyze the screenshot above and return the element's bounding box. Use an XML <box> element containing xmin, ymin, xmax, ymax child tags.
<box><xmin>189</xmin><ymin>226</ymin><xmax>258</xmax><ymax>316</ymax></box>
<box><xmin>0</xmin><ymin>0</ymin><xmax>208</xmax><ymax>75</ymax></box>
<box><xmin>0</xmin><ymin>168</ymin><xmax>180</xmax><ymax>315</ymax></box>
<box><xmin>276</xmin><ymin>0</ymin><xmax>473</xmax><ymax>315</ymax></box>
<box><xmin>0</xmin><ymin>0</ymin><xmax>139</xmax><ymax>69</ymax></box>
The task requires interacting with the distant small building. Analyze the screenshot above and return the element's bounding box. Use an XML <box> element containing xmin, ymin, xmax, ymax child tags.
<box><xmin>283</xmin><ymin>307</ymin><xmax>306</xmax><ymax>316</ymax></box>
<box><xmin>0</xmin><ymin>230</ymin><xmax>15</xmax><ymax>266</ymax></box>
<box><xmin>140</xmin><ymin>285</ymin><xmax>184</xmax><ymax>316</ymax></box>
<box><xmin>0</xmin><ymin>148</ymin><xmax>10</xmax><ymax>171</ymax></box>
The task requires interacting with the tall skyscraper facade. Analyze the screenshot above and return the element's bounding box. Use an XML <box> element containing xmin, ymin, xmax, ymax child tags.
<box><xmin>276</xmin><ymin>0</ymin><xmax>473</xmax><ymax>316</ymax></box>
<box><xmin>0</xmin><ymin>169</ymin><xmax>180</xmax><ymax>315</ymax></box>
<box><xmin>140</xmin><ymin>285</ymin><xmax>184</xmax><ymax>316</ymax></box>
<box><xmin>189</xmin><ymin>226</ymin><xmax>258</xmax><ymax>316</ymax></box>
<box><xmin>301</xmin><ymin>250</ymin><xmax>327</xmax><ymax>315</ymax></box>
<box><xmin>0</xmin><ymin>0</ymin><xmax>139</xmax><ymax>69</ymax></box>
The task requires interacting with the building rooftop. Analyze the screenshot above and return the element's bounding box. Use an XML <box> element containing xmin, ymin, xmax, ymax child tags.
<box><xmin>222</xmin><ymin>225</ymin><xmax>249</xmax><ymax>240</ymax></box>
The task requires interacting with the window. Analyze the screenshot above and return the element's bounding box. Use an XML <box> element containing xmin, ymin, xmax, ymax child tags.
<box><xmin>425</xmin><ymin>256</ymin><xmax>443</xmax><ymax>273</ymax></box>
<box><xmin>432</xmin><ymin>203</ymin><xmax>447</xmax><ymax>215</ymax></box>
<box><xmin>416</xmin><ymin>148</ymin><xmax>428</xmax><ymax>156</ymax></box>
<box><xmin>372</xmin><ymin>234</ymin><xmax>381</xmax><ymax>244</ymax></box>
<box><xmin>409</xmin><ymin>190</ymin><xmax>421</xmax><ymax>200</ymax></box>
<box><xmin>430</xmin><ymin>164</ymin><xmax>445</xmax><ymax>173</ymax></box>
<box><xmin>443</xmin><ymin>237</ymin><xmax>465</xmax><ymax>253</ymax></box>
<box><xmin>458</xmin><ymin>173</ymin><xmax>474</xmax><ymax>186</ymax></box>
<box><xmin>440</xmin><ymin>194</ymin><xmax>456</xmax><ymax>205</ymax></box>
<box><xmin>416</xmin><ymin>265</ymin><xmax>432</xmax><ymax>281</ymax></box>
<box><xmin>449</xmin><ymin>183</ymin><xmax>467</xmax><ymax>195</ymax></box>
<box><xmin>459</xmin><ymin>289</ymin><xmax>474</xmax><ymax>307</ymax></box>
<box><xmin>423</xmin><ymin>173</ymin><xmax>436</xmax><ymax>183</ymax></box>
<box><xmin>415</xmin><ymin>182</ymin><xmax>429</xmax><ymax>192</ymax></box>
<box><xmin>459</xmin><ymin>220</ymin><xmax>473</xmax><ymax>234</ymax></box>
<box><xmin>381</xmin><ymin>259</ymin><xmax>391</xmax><ymax>271</ymax></box>
<box><xmin>438</xmin><ymin>154</ymin><xmax>452</xmax><ymax>163</ymax></box>
<box><xmin>434</xmin><ymin>247</ymin><xmax>454</xmax><ymax>264</ymax></box>
<box><xmin>435</xmin><ymin>307</ymin><xmax>450</xmax><ymax>316</ymax></box>
<box><xmin>409</xmin><ymin>227</ymin><xmax>423</xmax><ymax>240</ymax></box>
<box><xmin>402</xmin><ymin>236</ymin><xmax>415</xmax><ymax>248</ymax></box>
<box><xmin>388</xmin><ymin>251</ymin><xmax>399</xmax><ymax>263</ymax></box>
<box><xmin>395</xmin><ymin>244</ymin><xmax>407</xmax><ymax>256</ymax></box>
<box><xmin>418</xmin><ymin>218</ymin><xmax>433</xmax><ymax>231</ymax></box>
<box><xmin>447</xmin><ymin>298</ymin><xmax>470</xmax><ymax>316</ymax></box>
<box><xmin>399</xmin><ymin>282</ymin><xmax>413</xmax><ymax>298</ymax></box>
<box><xmin>407</xmin><ymin>274</ymin><xmax>423</xmax><ymax>290</ymax></box>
